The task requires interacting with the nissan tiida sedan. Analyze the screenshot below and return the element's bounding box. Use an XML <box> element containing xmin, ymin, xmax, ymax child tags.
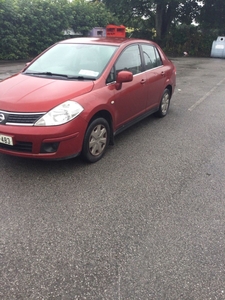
<box><xmin>0</xmin><ymin>38</ymin><xmax>176</xmax><ymax>162</ymax></box>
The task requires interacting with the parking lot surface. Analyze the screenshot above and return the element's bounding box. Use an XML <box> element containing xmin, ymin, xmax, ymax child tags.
<box><xmin>0</xmin><ymin>61</ymin><xmax>26</xmax><ymax>81</ymax></box>
<box><xmin>1</xmin><ymin>57</ymin><xmax>225</xmax><ymax>299</ymax></box>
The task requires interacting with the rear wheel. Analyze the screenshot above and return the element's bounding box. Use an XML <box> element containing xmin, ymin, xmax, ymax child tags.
<box><xmin>82</xmin><ymin>118</ymin><xmax>110</xmax><ymax>163</ymax></box>
<box><xmin>156</xmin><ymin>88</ymin><xmax>171</xmax><ymax>118</ymax></box>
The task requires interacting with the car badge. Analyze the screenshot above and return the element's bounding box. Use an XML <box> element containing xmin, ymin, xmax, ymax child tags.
<box><xmin>0</xmin><ymin>113</ymin><xmax>5</xmax><ymax>123</ymax></box>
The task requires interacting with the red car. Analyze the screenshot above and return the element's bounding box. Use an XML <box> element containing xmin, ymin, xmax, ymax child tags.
<box><xmin>0</xmin><ymin>37</ymin><xmax>176</xmax><ymax>162</ymax></box>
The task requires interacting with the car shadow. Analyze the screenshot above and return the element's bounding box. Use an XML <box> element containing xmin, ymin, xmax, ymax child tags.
<box><xmin>1</xmin><ymin>111</ymin><xmax>174</xmax><ymax>173</ymax></box>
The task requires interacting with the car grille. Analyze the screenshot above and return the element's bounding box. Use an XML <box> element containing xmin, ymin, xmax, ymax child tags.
<box><xmin>0</xmin><ymin>141</ymin><xmax>32</xmax><ymax>152</ymax></box>
<box><xmin>7</xmin><ymin>114</ymin><xmax>44</xmax><ymax>124</ymax></box>
<box><xmin>0</xmin><ymin>110</ymin><xmax>45</xmax><ymax>125</ymax></box>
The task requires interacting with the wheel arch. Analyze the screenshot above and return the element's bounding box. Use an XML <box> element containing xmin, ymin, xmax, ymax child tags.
<box><xmin>87</xmin><ymin>110</ymin><xmax>114</xmax><ymax>145</ymax></box>
<box><xmin>165</xmin><ymin>84</ymin><xmax>172</xmax><ymax>96</ymax></box>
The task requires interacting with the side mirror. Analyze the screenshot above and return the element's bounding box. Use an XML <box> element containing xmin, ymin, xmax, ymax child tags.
<box><xmin>115</xmin><ymin>70</ymin><xmax>133</xmax><ymax>90</ymax></box>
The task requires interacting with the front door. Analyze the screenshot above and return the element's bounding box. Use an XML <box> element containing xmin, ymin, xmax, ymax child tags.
<box><xmin>111</xmin><ymin>44</ymin><xmax>147</xmax><ymax>129</ymax></box>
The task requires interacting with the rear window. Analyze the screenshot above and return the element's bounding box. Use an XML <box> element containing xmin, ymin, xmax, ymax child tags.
<box><xmin>141</xmin><ymin>44</ymin><xmax>163</xmax><ymax>70</ymax></box>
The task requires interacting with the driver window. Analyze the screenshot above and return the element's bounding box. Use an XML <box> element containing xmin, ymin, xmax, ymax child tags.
<box><xmin>115</xmin><ymin>45</ymin><xmax>142</xmax><ymax>75</ymax></box>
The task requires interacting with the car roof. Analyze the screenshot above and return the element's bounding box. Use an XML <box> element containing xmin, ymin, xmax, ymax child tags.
<box><xmin>59</xmin><ymin>37</ymin><xmax>155</xmax><ymax>47</ymax></box>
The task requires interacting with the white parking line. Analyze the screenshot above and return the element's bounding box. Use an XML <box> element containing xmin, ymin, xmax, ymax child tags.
<box><xmin>188</xmin><ymin>77</ymin><xmax>225</xmax><ymax>111</ymax></box>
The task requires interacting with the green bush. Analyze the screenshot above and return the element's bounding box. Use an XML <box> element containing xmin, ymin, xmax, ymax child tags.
<box><xmin>0</xmin><ymin>0</ymin><xmax>222</xmax><ymax>60</ymax></box>
<box><xmin>0</xmin><ymin>0</ymin><xmax>115</xmax><ymax>60</ymax></box>
<box><xmin>163</xmin><ymin>25</ymin><xmax>220</xmax><ymax>57</ymax></box>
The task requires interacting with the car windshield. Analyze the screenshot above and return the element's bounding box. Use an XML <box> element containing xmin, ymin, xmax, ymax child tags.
<box><xmin>24</xmin><ymin>43</ymin><xmax>118</xmax><ymax>79</ymax></box>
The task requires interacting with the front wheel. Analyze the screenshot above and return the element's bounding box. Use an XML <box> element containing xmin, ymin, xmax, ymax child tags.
<box><xmin>156</xmin><ymin>88</ymin><xmax>171</xmax><ymax>118</ymax></box>
<box><xmin>82</xmin><ymin>118</ymin><xmax>110</xmax><ymax>163</ymax></box>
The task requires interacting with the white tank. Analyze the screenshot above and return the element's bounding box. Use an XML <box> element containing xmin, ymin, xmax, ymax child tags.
<box><xmin>211</xmin><ymin>36</ymin><xmax>225</xmax><ymax>58</ymax></box>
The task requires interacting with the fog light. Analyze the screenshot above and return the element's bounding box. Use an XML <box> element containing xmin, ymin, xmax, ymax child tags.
<box><xmin>40</xmin><ymin>142</ymin><xmax>59</xmax><ymax>153</ymax></box>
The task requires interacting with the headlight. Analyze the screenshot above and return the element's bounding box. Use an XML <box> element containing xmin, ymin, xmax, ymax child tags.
<box><xmin>34</xmin><ymin>101</ymin><xmax>84</xmax><ymax>126</ymax></box>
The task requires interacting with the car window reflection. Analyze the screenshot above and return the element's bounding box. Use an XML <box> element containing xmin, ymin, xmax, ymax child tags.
<box><xmin>142</xmin><ymin>44</ymin><xmax>163</xmax><ymax>70</ymax></box>
<box><xmin>115</xmin><ymin>45</ymin><xmax>142</xmax><ymax>75</ymax></box>
<box><xmin>24</xmin><ymin>44</ymin><xmax>118</xmax><ymax>79</ymax></box>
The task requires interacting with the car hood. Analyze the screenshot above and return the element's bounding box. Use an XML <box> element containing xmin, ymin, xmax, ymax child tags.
<box><xmin>0</xmin><ymin>74</ymin><xmax>94</xmax><ymax>112</ymax></box>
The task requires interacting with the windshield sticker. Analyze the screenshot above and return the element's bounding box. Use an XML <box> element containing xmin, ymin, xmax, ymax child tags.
<box><xmin>79</xmin><ymin>69</ymin><xmax>99</xmax><ymax>77</ymax></box>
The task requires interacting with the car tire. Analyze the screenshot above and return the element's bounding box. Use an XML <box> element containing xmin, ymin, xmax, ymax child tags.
<box><xmin>82</xmin><ymin>118</ymin><xmax>110</xmax><ymax>163</ymax></box>
<box><xmin>156</xmin><ymin>88</ymin><xmax>171</xmax><ymax>118</ymax></box>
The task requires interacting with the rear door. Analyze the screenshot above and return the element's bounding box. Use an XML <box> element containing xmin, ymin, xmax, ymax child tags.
<box><xmin>141</xmin><ymin>44</ymin><xmax>167</xmax><ymax>110</ymax></box>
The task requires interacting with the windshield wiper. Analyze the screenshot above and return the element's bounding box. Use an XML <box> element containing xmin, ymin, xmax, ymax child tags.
<box><xmin>24</xmin><ymin>71</ymin><xmax>69</xmax><ymax>78</ymax></box>
<box><xmin>24</xmin><ymin>72</ymin><xmax>95</xmax><ymax>80</ymax></box>
<box><xmin>67</xmin><ymin>75</ymin><xmax>95</xmax><ymax>80</ymax></box>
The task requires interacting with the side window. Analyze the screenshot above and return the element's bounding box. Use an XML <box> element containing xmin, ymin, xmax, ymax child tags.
<box><xmin>115</xmin><ymin>45</ymin><xmax>142</xmax><ymax>75</ymax></box>
<box><xmin>142</xmin><ymin>44</ymin><xmax>162</xmax><ymax>70</ymax></box>
<box><xmin>155</xmin><ymin>48</ymin><xmax>163</xmax><ymax>67</ymax></box>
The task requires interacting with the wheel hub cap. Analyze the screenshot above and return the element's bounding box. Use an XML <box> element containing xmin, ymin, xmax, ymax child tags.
<box><xmin>161</xmin><ymin>93</ymin><xmax>169</xmax><ymax>114</ymax></box>
<box><xmin>89</xmin><ymin>125</ymin><xmax>107</xmax><ymax>156</ymax></box>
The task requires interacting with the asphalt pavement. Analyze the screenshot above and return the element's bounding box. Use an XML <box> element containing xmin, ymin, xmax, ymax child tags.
<box><xmin>0</xmin><ymin>57</ymin><xmax>225</xmax><ymax>299</ymax></box>
<box><xmin>0</xmin><ymin>61</ymin><xmax>27</xmax><ymax>81</ymax></box>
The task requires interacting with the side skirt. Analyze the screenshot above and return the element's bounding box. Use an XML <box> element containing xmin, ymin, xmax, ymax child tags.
<box><xmin>114</xmin><ymin>106</ymin><xmax>159</xmax><ymax>137</ymax></box>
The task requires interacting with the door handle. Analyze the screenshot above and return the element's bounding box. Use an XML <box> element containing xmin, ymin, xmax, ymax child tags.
<box><xmin>140</xmin><ymin>79</ymin><xmax>146</xmax><ymax>84</ymax></box>
<box><xmin>161</xmin><ymin>71</ymin><xmax>165</xmax><ymax>76</ymax></box>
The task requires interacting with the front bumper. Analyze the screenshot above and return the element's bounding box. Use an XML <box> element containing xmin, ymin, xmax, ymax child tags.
<box><xmin>0</xmin><ymin>118</ymin><xmax>87</xmax><ymax>160</ymax></box>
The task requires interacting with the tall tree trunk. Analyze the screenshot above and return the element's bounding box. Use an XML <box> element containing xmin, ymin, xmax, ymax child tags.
<box><xmin>155</xmin><ymin>3</ymin><xmax>164</xmax><ymax>41</ymax></box>
<box><xmin>155</xmin><ymin>1</ymin><xmax>177</xmax><ymax>43</ymax></box>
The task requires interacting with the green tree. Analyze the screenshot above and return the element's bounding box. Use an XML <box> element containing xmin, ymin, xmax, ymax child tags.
<box><xmin>197</xmin><ymin>0</ymin><xmax>225</xmax><ymax>31</ymax></box>
<box><xmin>99</xmin><ymin>0</ymin><xmax>153</xmax><ymax>25</ymax></box>
<box><xmin>0</xmin><ymin>0</ymin><xmax>71</xmax><ymax>59</ymax></box>
<box><xmin>0</xmin><ymin>0</ymin><xmax>29</xmax><ymax>59</ymax></box>
<box><xmin>0</xmin><ymin>0</ymin><xmax>221</xmax><ymax>59</ymax></box>
<box><xmin>0</xmin><ymin>0</ymin><xmax>116</xmax><ymax>59</ymax></box>
<box><xmin>101</xmin><ymin>0</ymin><xmax>201</xmax><ymax>42</ymax></box>
<box><xmin>17</xmin><ymin>0</ymin><xmax>71</xmax><ymax>56</ymax></box>
<box><xmin>154</xmin><ymin>0</ymin><xmax>200</xmax><ymax>42</ymax></box>
<box><xmin>69</xmin><ymin>0</ymin><xmax>117</xmax><ymax>36</ymax></box>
